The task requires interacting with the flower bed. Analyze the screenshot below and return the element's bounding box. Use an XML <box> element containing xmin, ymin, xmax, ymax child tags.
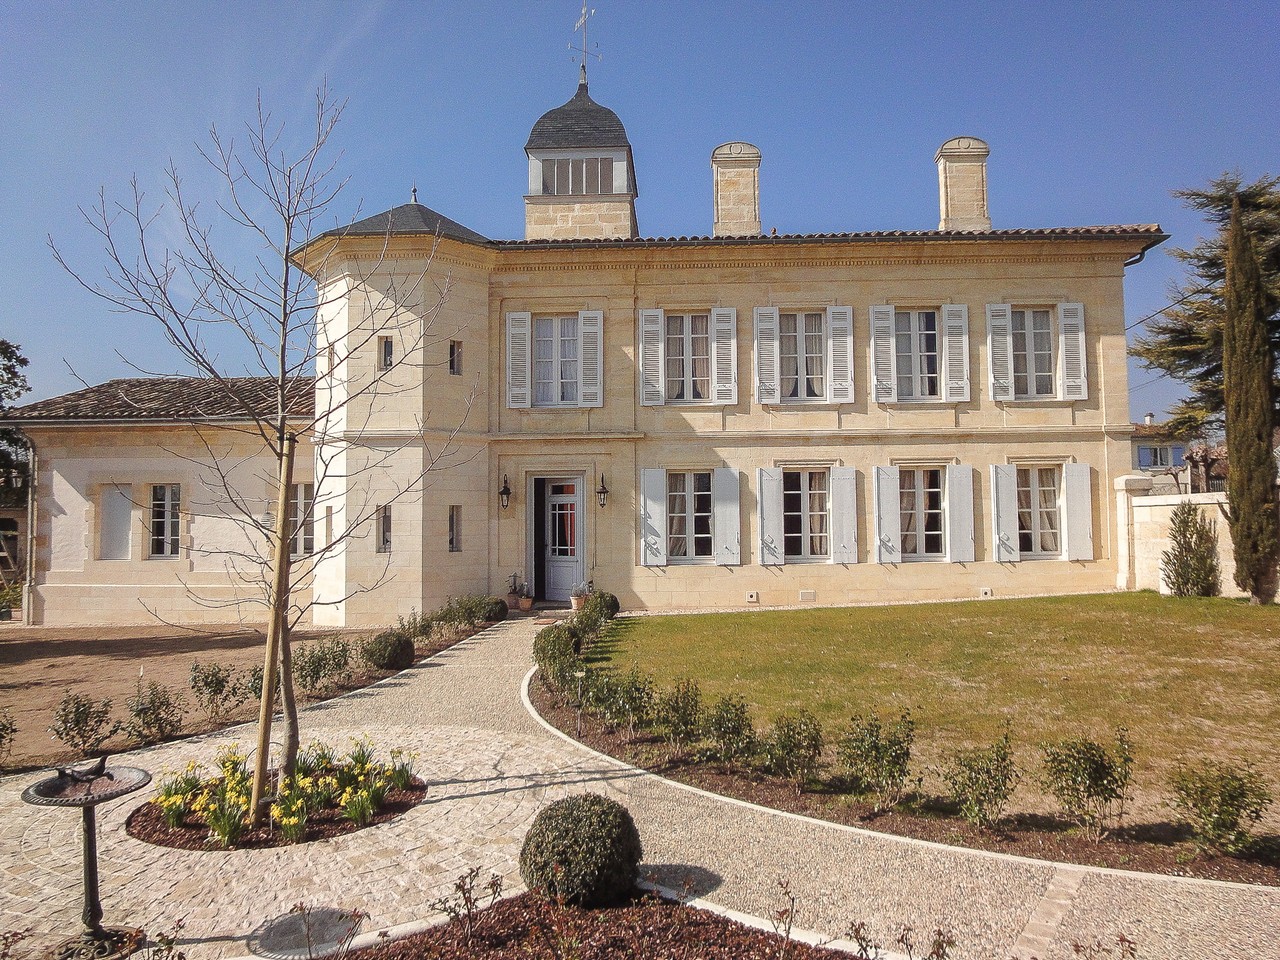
<box><xmin>126</xmin><ymin>739</ymin><xmax>427</xmax><ymax>850</ymax></box>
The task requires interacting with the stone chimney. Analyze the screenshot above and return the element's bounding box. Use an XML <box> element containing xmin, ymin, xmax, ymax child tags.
<box><xmin>935</xmin><ymin>136</ymin><xmax>991</xmax><ymax>231</ymax></box>
<box><xmin>711</xmin><ymin>142</ymin><xmax>762</xmax><ymax>237</ymax></box>
<box><xmin>1145</xmin><ymin>412</ymin><xmax>1154</xmax><ymax>426</ymax></box>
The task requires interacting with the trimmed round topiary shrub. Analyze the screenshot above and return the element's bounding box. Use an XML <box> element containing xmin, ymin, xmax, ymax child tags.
<box><xmin>361</xmin><ymin>629</ymin><xmax>416</xmax><ymax>671</ymax></box>
<box><xmin>519</xmin><ymin>793</ymin><xmax>643</xmax><ymax>906</ymax></box>
<box><xmin>583</xmin><ymin>590</ymin><xmax>620</xmax><ymax>622</ymax></box>
<box><xmin>480</xmin><ymin>596</ymin><xmax>509</xmax><ymax>622</ymax></box>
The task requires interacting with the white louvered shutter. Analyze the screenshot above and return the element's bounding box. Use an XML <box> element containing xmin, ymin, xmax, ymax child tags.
<box><xmin>870</xmin><ymin>305</ymin><xmax>896</xmax><ymax>403</ymax></box>
<box><xmin>712</xmin><ymin>307</ymin><xmax>738</xmax><ymax>405</ymax></box>
<box><xmin>578</xmin><ymin>310</ymin><xmax>604</xmax><ymax>407</ymax></box>
<box><xmin>638</xmin><ymin>309</ymin><xmax>665</xmax><ymax>406</ymax></box>
<box><xmin>986</xmin><ymin>304</ymin><xmax>1014</xmax><ymax>401</ymax></box>
<box><xmin>831</xmin><ymin>466</ymin><xmax>859</xmax><ymax>564</ymax></box>
<box><xmin>941</xmin><ymin>304</ymin><xmax>971</xmax><ymax>402</ymax></box>
<box><xmin>640</xmin><ymin>468</ymin><xmax>667</xmax><ymax>567</ymax></box>
<box><xmin>827</xmin><ymin>306</ymin><xmax>854</xmax><ymax>402</ymax></box>
<box><xmin>506</xmin><ymin>312</ymin><xmax>532</xmax><ymax>408</ymax></box>
<box><xmin>757</xmin><ymin>467</ymin><xmax>784</xmax><ymax>566</ymax></box>
<box><xmin>990</xmin><ymin>464</ymin><xmax>1020</xmax><ymax>562</ymax></box>
<box><xmin>1059</xmin><ymin>303</ymin><xmax>1088</xmax><ymax>401</ymax></box>
<box><xmin>1063</xmin><ymin>463</ymin><xmax>1094</xmax><ymax>560</ymax></box>
<box><xmin>754</xmin><ymin>308</ymin><xmax>780</xmax><ymax>404</ymax></box>
<box><xmin>945</xmin><ymin>464</ymin><xmax>975</xmax><ymax>563</ymax></box>
<box><xmin>712</xmin><ymin>467</ymin><xmax>741</xmax><ymax>565</ymax></box>
<box><xmin>873</xmin><ymin>466</ymin><xmax>901</xmax><ymax>564</ymax></box>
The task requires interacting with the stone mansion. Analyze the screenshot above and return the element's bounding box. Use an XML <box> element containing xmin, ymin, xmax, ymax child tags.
<box><xmin>9</xmin><ymin>74</ymin><xmax>1166</xmax><ymax>626</ymax></box>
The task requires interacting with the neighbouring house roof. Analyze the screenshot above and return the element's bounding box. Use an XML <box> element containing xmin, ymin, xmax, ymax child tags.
<box><xmin>1131</xmin><ymin>422</ymin><xmax>1185</xmax><ymax>441</ymax></box>
<box><xmin>525</xmin><ymin>79</ymin><xmax>632</xmax><ymax>152</ymax></box>
<box><xmin>3</xmin><ymin>377</ymin><xmax>315</xmax><ymax>425</ymax></box>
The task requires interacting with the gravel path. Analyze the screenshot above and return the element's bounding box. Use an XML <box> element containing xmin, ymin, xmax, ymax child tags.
<box><xmin>2</xmin><ymin>618</ymin><xmax>1277</xmax><ymax>959</ymax></box>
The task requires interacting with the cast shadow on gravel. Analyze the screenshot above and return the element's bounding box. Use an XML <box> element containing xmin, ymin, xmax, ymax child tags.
<box><xmin>642</xmin><ymin>864</ymin><xmax>723</xmax><ymax>899</ymax></box>
<box><xmin>427</xmin><ymin>765</ymin><xmax>644</xmax><ymax>804</ymax></box>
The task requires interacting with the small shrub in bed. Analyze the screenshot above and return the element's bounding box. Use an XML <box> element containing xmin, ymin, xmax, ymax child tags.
<box><xmin>519</xmin><ymin>793</ymin><xmax>643</xmax><ymax>907</ymax></box>
<box><xmin>292</xmin><ymin>636</ymin><xmax>352</xmax><ymax>695</ymax></box>
<box><xmin>123</xmin><ymin>678</ymin><xmax>186</xmax><ymax>745</ymax></box>
<box><xmin>49</xmin><ymin>692</ymin><xmax>118</xmax><ymax>755</ymax></box>
<box><xmin>582</xmin><ymin>589</ymin><xmax>620</xmax><ymax>622</ymax></box>
<box><xmin>1040</xmin><ymin>728</ymin><xmax>1134</xmax><ymax>841</ymax></box>
<box><xmin>837</xmin><ymin>711</ymin><xmax>916</xmax><ymax>812</ymax></box>
<box><xmin>533</xmin><ymin>623</ymin><xmax>580</xmax><ymax>692</ymax></box>
<box><xmin>655</xmin><ymin>679</ymin><xmax>703</xmax><ymax>755</ymax></box>
<box><xmin>763</xmin><ymin>710</ymin><xmax>825</xmax><ymax>794</ymax></box>
<box><xmin>189</xmin><ymin>660</ymin><xmax>249</xmax><ymax>723</ymax></box>
<box><xmin>1170</xmin><ymin>759</ymin><xmax>1273</xmax><ymax>855</ymax></box>
<box><xmin>479</xmin><ymin>596</ymin><xmax>509</xmax><ymax>622</ymax></box>
<box><xmin>701</xmin><ymin>694</ymin><xmax>757</xmax><ymax>768</ymax></box>
<box><xmin>0</xmin><ymin>708</ymin><xmax>16</xmax><ymax>766</ymax></box>
<box><xmin>361</xmin><ymin>629</ymin><xmax>416</xmax><ymax>671</ymax></box>
<box><xmin>612</xmin><ymin>665</ymin><xmax>656</xmax><ymax>738</ymax></box>
<box><xmin>942</xmin><ymin>730</ymin><xmax>1019</xmax><ymax>829</ymax></box>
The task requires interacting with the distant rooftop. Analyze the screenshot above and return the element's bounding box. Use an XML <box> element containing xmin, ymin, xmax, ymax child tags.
<box><xmin>6</xmin><ymin>377</ymin><xmax>315</xmax><ymax>424</ymax></box>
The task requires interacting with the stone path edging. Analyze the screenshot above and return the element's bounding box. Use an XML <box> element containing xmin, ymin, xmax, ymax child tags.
<box><xmin>519</xmin><ymin>663</ymin><xmax>1275</xmax><ymax>896</ymax></box>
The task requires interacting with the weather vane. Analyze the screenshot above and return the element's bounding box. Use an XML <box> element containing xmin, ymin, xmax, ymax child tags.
<box><xmin>569</xmin><ymin>1</ymin><xmax>601</xmax><ymax>76</ymax></box>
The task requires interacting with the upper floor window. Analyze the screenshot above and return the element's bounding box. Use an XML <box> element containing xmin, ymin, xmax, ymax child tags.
<box><xmin>1138</xmin><ymin>444</ymin><xmax>1184</xmax><ymax>469</ymax></box>
<box><xmin>448</xmin><ymin>505</ymin><xmax>462</xmax><ymax>552</ymax></box>
<box><xmin>448</xmin><ymin>340</ymin><xmax>463</xmax><ymax>376</ymax></box>
<box><xmin>377</xmin><ymin>336</ymin><xmax>393</xmax><ymax>371</ymax></box>
<box><xmin>506</xmin><ymin>311</ymin><xmax>604</xmax><ymax>409</ymax></box>
<box><xmin>150</xmin><ymin>483</ymin><xmax>180</xmax><ymax>558</ymax></box>
<box><xmin>754</xmin><ymin>306</ymin><xmax>853</xmax><ymax>405</ymax></box>
<box><xmin>541</xmin><ymin>157</ymin><xmax>616</xmax><ymax>196</ymax></box>
<box><xmin>640</xmin><ymin>308</ymin><xmax>737</xmax><ymax>406</ymax></box>
<box><xmin>987</xmin><ymin>303</ymin><xmax>1087</xmax><ymax>402</ymax></box>
<box><xmin>375</xmin><ymin>505</ymin><xmax>392</xmax><ymax>554</ymax></box>
<box><xmin>894</xmin><ymin>309</ymin><xmax>940</xmax><ymax>399</ymax></box>
<box><xmin>872</xmin><ymin>304</ymin><xmax>969</xmax><ymax>403</ymax></box>
<box><xmin>1011</xmin><ymin>308</ymin><xmax>1055</xmax><ymax>398</ymax></box>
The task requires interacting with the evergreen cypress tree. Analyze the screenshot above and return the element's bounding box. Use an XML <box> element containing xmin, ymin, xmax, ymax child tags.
<box><xmin>1223</xmin><ymin>195</ymin><xmax>1279</xmax><ymax>602</ymax></box>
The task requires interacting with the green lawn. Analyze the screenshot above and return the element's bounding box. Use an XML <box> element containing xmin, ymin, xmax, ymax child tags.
<box><xmin>594</xmin><ymin>592</ymin><xmax>1280</xmax><ymax>808</ymax></box>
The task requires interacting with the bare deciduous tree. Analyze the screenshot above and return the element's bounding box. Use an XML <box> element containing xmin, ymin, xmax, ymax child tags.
<box><xmin>52</xmin><ymin>86</ymin><xmax>474</xmax><ymax>819</ymax></box>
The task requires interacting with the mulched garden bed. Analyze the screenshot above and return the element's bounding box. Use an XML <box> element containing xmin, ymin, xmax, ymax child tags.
<box><xmin>353</xmin><ymin>890</ymin><xmax>846</xmax><ymax>960</ymax></box>
<box><xmin>531</xmin><ymin>679</ymin><xmax>1280</xmax><ymax>887</ymax></box>
<box><xmin>125</xmin><ymin>778</ymin><xmax>429</xmax><ymax>851</ymax></box>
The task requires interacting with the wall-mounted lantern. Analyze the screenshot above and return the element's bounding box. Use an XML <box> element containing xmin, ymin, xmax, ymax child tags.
<box><xmin>499</xmin><ymin>475</ymin><xmax>512</xmax><ymax>511</ymax></box>
<box><xmin>595</xmin><ymin>474</ymin><xmax>609</xmax><ymax>508</ymax></box>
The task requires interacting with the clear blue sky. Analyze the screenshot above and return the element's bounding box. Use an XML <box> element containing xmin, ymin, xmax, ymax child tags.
<box><xmin>2</xmin><ymin>1</ymin><xmax>1277</xmax><ymax>420</ymax></box>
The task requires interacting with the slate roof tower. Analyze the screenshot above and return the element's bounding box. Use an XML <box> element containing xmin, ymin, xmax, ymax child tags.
<box><xmin>524</xmin><ymin>66</ymin><xmax>639</xmax><ymax>240</ymax></box>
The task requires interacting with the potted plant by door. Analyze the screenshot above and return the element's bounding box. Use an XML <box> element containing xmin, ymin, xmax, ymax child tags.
<box><xmin>517</xmin><ymin>582</ymin><xmax>535</xmax><ymax>613</ymax></box>
<box><xmin>506</xmin><ymin>573</ymin><xmax>521</xmax><ymax>611</ymax></box>
<box><xmin>570</xmin><ymin>581</ymin><xmax>590</xmax><ymax>611</ymax></box>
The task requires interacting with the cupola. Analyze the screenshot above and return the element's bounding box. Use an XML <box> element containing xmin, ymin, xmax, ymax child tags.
<box><xmin>524</xmin><ymin>67</ymin><xmax>639</xmax><ymax>240</ymax></box>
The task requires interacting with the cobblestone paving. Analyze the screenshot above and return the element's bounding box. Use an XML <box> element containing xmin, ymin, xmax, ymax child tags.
<box><xmin>2</xmin><ymin>619</ymin><xmax>1278</xmax><ymax>959</ymax></box>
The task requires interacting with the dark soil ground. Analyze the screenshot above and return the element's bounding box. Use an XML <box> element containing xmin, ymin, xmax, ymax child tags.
<box><xmin>531</xmin><ymin>679</ymin><xmax>1280</xmax><ymax>887</ymax></box>
<box><xmin>0</xmin><ymin>621</ymin><xmax>490</xmax><ymax>773</ymax></box>
<box><xmin>125</xmin><ymin>778</ymin><xmax>429</xmax><ymax>851</ymax></box>
<box><xmin>353</xmin><ymin>890</ymin><xmax>849</xmax><ymax>960</ymax></box>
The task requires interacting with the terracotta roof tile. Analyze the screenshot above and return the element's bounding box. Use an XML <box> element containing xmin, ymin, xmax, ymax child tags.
<box><xmin>5</xmin><ymin>377</ymin><xmax>314</xmax><ymax>424</ymax></box>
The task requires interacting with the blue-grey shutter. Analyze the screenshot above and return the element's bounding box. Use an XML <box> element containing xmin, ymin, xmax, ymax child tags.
<box><xmin>990</xmin><ymin>464</ymin><xmax>1020</xmax><ymax>562</ymax></box>
<box><xmin>1137</xmin><ymin>446</ymin><xmax>1153</xmax><ymax>469</ymax></box>
<box><xmin>712</xmin><ymin>307</ymin><xmax>738</xmax><ymax>405</ymax></box>
<box><xmin>506</xmin><ymin>312</ymin><xmax>532</xmax><ymax>408</ymax></box>
<box><xmin>578</xmin><ymin>310</ymin><xmax>604</xmax><ymax>407</ymax></box>
<box><xmin>639</xmin><ymin>309</ymin><xmax>665</xmax><ymax>406</ymax></box>
<box><xmin>986</xmin><ymin>304</ymin><xmax>1014</xmax><ymax>401</ymax></box>
<box><xmin>757</xmin><ymin>467</ymin><xmax>784</xmax><ymax>566</ymax></box>
<box><xmin>946</xmin><ymin>464</ymin><xmax>975</xmax><ymax>563</ymax></box>
<box><xmin>870</xmin><ymin>305</ymin><xmax>896</xmax><ymax>403</ymax></box>
<box><xmin>827</xmin><ymin>306</ymin><xmax>854</xmax><ymax>402</ymax></box>
<box><xmin>754</xmin><ymin>308</ymin><xmax>780</xmax><ymax>404</ymax></box>
<box><xmin>831</xmin><ymin>466</ymin><xmax>858</xmax><ymax>564</ymax></box>
<box><xmin>873</xmin><ymin>466</ymin><xmax>901</xmax><ymax>564</ymax></box>
<box><xmin>1059</xmin><ymin>303</ymin><xmax>1087</xmax><ymax>401</ymax></box>
<box><xmin>1063</xmin><ymin>463</ymin><xmax>1094</xmax><ymax>561</ymax></box>
<box><xmin>712</xmin><ymin>467</ymin><xmax>741</xmax><ymax>565</ymax></box>
<box><xmin>942</xmin><ymin>303</ymin><xmax>971</xmax><ymax>402</ymax></box>
<box><xmin>640</xmin><ymin>468</ymin><xmax>667</xmax><ymax>566</ymax></box>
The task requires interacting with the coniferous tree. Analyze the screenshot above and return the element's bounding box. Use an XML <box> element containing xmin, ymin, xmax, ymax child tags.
<box><xmin>1131</xmin><ymin>174</ymin><xmax>1280</xmax><ymax>437</ymax></box>
<box><xmin>1160</xmin><ymin>501</ymin><xmax>1220</xmax><ymax>597</ymax></box>
<box><xmin>1223</xmin><ymin>195</ymin><xmax>1279</xmax><ymax>602</ymax></box>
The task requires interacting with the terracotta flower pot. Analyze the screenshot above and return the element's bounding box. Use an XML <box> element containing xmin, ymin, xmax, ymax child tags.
<box><xmin>518</xmin><ymin>597</ymin><xmax>534</xmax><ymax>612</ymax></box>
<box><xmin>570</xmin><ymin>595</ymin><xmax>586</xmax><ymax>611</ymax></box>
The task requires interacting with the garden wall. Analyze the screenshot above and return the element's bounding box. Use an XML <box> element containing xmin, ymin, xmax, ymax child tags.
<box><xmin>1127</xmin><ymin>489</ymin><xmax>1246</xmax><ymax>598</ymax></box>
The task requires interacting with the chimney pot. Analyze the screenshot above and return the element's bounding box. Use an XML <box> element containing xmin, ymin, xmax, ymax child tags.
<box><xmin>935</xmin><ymin>136</ymin><xmax>991</xmax><ymax>231</ymax></box>
<box><xmin>711</xmin><ymin>141</ymin><xmax>762</xmax><ymax>237</ymax></box>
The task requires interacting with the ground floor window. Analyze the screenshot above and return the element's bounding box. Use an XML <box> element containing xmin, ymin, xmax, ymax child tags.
<box><xmin>149</xmin><ymin>484</ymin><xmax>180</xmax><ymax>557</ymax></box>
<box><xmin>899</xmin><ymin>467</ymin><xmax>944</xmax><ymax>558</ymax></box>
<box><xmin>667</xmin><ymin>470</ymin><xmax>713</xmax><ymax>560</ymax></box>
<box><xmin>783</xmin><ymin>469</ymin><xmax>829</xmax><ymax>560</ymax></box>
<box><xmin>1017</xmin><ymin>466</ymin><xmax>1061</xmax><ymax>556</ymax></box>
<box><xmin>289</xmin><ymin>483</ymin><xmax>314</xmax><ymax>556</ymax></box>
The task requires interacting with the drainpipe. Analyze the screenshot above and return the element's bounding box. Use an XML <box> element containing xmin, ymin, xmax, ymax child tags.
<box><xmin>22</xmin><ymin>435</ymin><xmax>35</xmax><ymax>624</ymax></box>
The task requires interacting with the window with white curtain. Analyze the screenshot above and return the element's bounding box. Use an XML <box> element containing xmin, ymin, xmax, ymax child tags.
<box><xmin>667</xmin><ymin>470</ymin><xmax>713</xmax><ymax>560</ymax></box>
<box><xmin>894</xmin><ymin>309</ymin><xmax>940</xmax><ymax>399</ymax></box>
<box><xmin>783</xmin><ymin>469</ymin><xmax>829</xmax><ymax>559</ymax></box>
<box><xmin>664</xmin><ymin>313</ymin><xmax>712</xmax><ymax>402</ymax></box>
<box><xmin>1012</xmin><ymin>308</ymin><xmax>1055</xmax><ymax>398</ymax></box>
<box><xmin>533</xmin><ymin>316</ymin><xmax>580</xmax><ymax>406</ymax></box>
<box><xmin>1017</xmin><ymin>466</ymin><xmax>1061</xmax><ymax>556</ymax></box>
<box><xmin>779</xmin><ymin>311</ymin><xmax>826</xmax><ymax>400</ymax></box>
<box><xmin>899</xmin><ymin>467</ymin><xmax>945</xmax><ymax>559</ymax></box>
